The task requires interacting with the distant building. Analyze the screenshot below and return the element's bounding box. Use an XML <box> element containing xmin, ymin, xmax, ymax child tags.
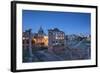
<box><xmin>48</xmin><ymin>28</ymin><xmax>66</xmax><ymax>53</ymax></box>
<box><xmin>67</xmin><ymin>34</ymin><xmax>78</xmax><ymax>40</ymax></box>
<box><xmin>32</xmin><ymin>26</ymin><xmax>48</xmax><ymax>47</ymax></box>
<box><xmin>86</xmin><ymin>34</ymin><xmax>91</xmax><ymax>41</ymax></box>
<box><xmin>23</xmin><ymin>26</ymin><xmax>48</xmax><ymax>50</ymax></box>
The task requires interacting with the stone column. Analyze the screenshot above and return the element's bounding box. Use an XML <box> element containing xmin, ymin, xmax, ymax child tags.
<box><xmin>28</xmin><ymin>29</ymin><xmax>33</xmax><ymax>61</ymax></box>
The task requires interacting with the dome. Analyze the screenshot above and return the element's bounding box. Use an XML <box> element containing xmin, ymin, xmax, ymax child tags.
<box><xmin>38</xmin><ymin>26</ymin><xmax>46</xmax><ymax>36</ymax></box>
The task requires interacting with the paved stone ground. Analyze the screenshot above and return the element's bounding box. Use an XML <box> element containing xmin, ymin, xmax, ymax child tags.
<box><xmin>23</xmin><ymin>39</ymin><xmax>90</xmax><ymax>63</ymax></box>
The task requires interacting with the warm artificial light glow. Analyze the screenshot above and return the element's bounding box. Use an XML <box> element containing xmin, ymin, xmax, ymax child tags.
<box><xmin>32</xmin><ymin>36</ymin><xmax>48</xmax><ymax>47</ymax></box>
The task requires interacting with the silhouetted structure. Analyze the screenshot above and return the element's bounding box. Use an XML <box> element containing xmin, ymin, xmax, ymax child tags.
<box><xmin>22</xmin><ymin>29</ymin><xmax>33</xmax><ymax>62</ymax></box>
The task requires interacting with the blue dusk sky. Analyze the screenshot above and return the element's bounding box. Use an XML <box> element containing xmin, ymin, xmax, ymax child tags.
<box><xmin>22</xmin><ymin>10</ymin><xmax>91</xmax><ymax>35</ymax></box>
